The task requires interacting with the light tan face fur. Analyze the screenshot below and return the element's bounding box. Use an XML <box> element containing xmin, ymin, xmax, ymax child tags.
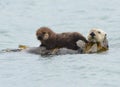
<box><xmin>42</xmin><ymin>33</ymin><xmax>49</xmax><ymax>40</ymax></box>
<box><xmin>87</xmin><ymin>28</ymin><xmax>107</xmax><ymax>43</ymax></box>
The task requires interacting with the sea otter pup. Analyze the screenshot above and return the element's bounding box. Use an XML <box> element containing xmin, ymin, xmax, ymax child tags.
<box><xmin>36</xmin><ymin>27</ymin><xmax>88</xmax><ymax>50</ymax></box>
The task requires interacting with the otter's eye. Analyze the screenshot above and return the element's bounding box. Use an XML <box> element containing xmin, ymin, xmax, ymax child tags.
<box><xmin>42</xmin><ymin>32</ymin><xmax>46</xmax><ymax>34</ymax></box>
<box><xmin>98</xmin><ymin>31</ymin><xmax>101</xmax><ymax>34</ymax></box>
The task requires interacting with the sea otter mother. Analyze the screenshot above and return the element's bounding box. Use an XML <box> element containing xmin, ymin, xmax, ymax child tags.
<box><xmin>36</xmin><ymin>27</ymin><xmax>88</xmax><ymax>50</ymax></box>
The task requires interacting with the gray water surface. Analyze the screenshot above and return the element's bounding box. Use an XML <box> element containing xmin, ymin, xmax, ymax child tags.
<box><xmin>0</xmin><ymin>0</ymin><xmax>120</xmax><ymax>87</ymax></box>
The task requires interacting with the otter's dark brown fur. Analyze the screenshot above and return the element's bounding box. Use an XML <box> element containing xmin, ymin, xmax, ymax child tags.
<box><xmin>36</xmin><ymin>27</ymin><xmax>88</xmax><ymax>50</ymax></box>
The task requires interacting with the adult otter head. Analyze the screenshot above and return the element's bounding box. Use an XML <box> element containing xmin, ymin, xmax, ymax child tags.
<box><xmin>36</xmin><ymin>27</ymin><xmax>56</xmax><ymax>41</ymax></box>
<box><xmin>77</xmin><ymin>28</ymin><xmax>109</xmax><ymax>53</ymax></box>
<box><xmin>87</xmin><ymin>28</ymin><xmax>107</xmax><ymax>43</ymax></box>
<box><xmin>87</xmin><ymin>28</ymin><xmax>109</xmax><ymax>52</ymax></box>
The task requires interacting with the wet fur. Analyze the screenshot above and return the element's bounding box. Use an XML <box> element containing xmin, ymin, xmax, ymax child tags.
<box><xmin>83</xmin><ymin>42</ymin><xmax>108</xmax><ymax>53</ymax></box>
<box><xmin>36</xmin><ymin>27</ymin><xmax>88</xmax><ymax>50</ymax></box>
<box><xmin>77</xmin><ymin>28</ymin><xmax>109</xmax><ymax>53</ymax></box>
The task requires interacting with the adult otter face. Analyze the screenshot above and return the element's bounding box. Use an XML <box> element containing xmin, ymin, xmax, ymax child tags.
<box><xmin>87</xmin><ymin>28</ymin><xmax>107</xmax><ymax>43</ymax></box>
<box><xmin>36</xmin><ymin>27</ymin><xmax>54</xmax><ymax>41</ymax></box>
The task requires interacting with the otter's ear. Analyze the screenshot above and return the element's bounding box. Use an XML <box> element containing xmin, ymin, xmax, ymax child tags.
<box><xmin>102</xmin><ymin>34</ymin><xmax>109</xmax><ymax>49</ymax></box>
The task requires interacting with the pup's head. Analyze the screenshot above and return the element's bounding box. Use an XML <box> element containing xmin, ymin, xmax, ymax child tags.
<box><xmin>36</xmin><ymin>27</ymin><xmax>56</xmax><ymax>41</ymax></box>
<box><xmin>87</xmin><ymin>28</ymin><xmax>107</xmax><ymax>43</ymax></box>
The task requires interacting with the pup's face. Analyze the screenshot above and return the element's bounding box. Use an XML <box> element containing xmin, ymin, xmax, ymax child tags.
<box><xmin>87</xmin><ymin>28</ymin><xmax>107</xmax><ymax>43</ymax></box>
<box><xmin>36</xmin><ymin>27</ymin><xmax>50</xmax><ymax>41</ymax></box>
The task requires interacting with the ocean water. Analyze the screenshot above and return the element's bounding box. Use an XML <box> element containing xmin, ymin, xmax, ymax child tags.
<box><xmin>0</xmin><ymin>0</ymin><xmax>120</xmax><ymax>87</ymax></box>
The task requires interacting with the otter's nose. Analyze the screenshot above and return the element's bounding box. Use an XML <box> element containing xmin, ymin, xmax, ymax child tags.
<box><xmin>37</xmin><ymin>35</ymin><xmax>42</xmax><ymax>40</ymax></box>
<box><xmin>90</xmin><ymin>32</ymin><xmax>95</xmax><ymax>37</ymax></box>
